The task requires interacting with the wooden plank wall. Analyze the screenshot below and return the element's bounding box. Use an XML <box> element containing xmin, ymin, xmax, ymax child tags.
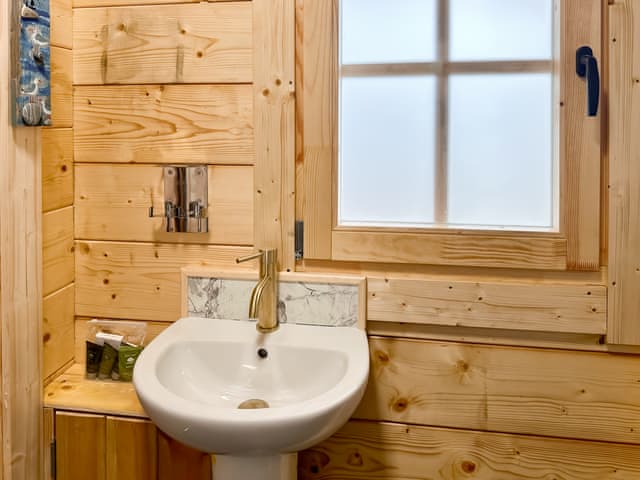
<box><xmin>43</xmin><ymin>0</ymin><xmax>75</xmax><ymax>384</ymax></box>
<box><xmin>1</xmin><ymin>1</ymin><xmax>44</xmax><ymax>478</ymax></box>
<box><xmin>67</xmin><ymin>6</ymin><xmax>256</xmax><ymax>441</ymax></box>
<box><xmin>71</xmin><ymin>0</ymin><xmax>257</xmax><ymax>331</ymax></box>
<box><xmin>62</xmin><ymin>0</ymin><xmax>640</xmax><ymax>478</ymax></box>
<box><xmin>608</xmin><ymin>0</ymin><xmax>640</xmax><ymax>345</ymax></box>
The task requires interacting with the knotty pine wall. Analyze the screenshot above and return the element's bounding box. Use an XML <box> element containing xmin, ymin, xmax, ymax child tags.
<box><xmin>46</xmin><ymin>0</ymin><xmax>640</xmax><ymax>478</ymax></box>
<box><xmin>43</xmin><ymin>0</ymin><xmax>75</xmax><ymax>384</ymax></box>
<box><xmin>71</xmin><ymin>0</ymin><xmax>255</xmax><ymax>328</ymax></box>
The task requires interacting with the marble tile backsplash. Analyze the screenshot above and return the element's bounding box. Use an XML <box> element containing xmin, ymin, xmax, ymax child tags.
<box><xmin>188</xmin><ymin>277</ymin><xmax>360</xmax><ymax>327</ymax></box>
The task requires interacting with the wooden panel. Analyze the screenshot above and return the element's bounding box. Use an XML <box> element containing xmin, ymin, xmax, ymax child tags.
<box><xmin>76</xmin><ymin>241</ymin><xmax>253</xmax><ymax>321</ymax></box>
<box><xmin>50</xmin><ymin>0</ymin><xmax>72</xmax><ymax>49</ymax></box>
<box><xmin>43</xmin><ymin>206</ymin><xmax>74</xmax><ymax>296</ymax></box>
<box><xmin>368</xmin><ymin>276</ymin><xmax>606</xmax><ymax>334</ymax></box>
<box><xmin>299</xmin><ymin>421</ymin><xmax>640</xmax><ymax>479</ymax></box>
<box><xmin>2</xmin><ymin>2</ymin><xmax>43</xmax><ymax>476</ymax></box>
<box><xmin>0</xmin><ymin>127</ymin><xmax>42</xmax><ymax>479</ymax></box>
<box><xmin>44</xmin><ymin>408</ymin><xmax>54</xmax><ymax>480</ymax></box>
<box><xmin>602</xmin><ymin>0</ymin><xmax>611</xmax><ymax>268</ymax></box>
<box><xmin>74</xmin><ymin>3</ymin><xmax>252</xmax><ymax>84</ymax></box>
<box><xmin>341</xmin><ymin>60</ymin><xmax>554</xmax><ymax>76</ymax></box>
<box><xmin>46</xmin><ymin>364</ymin><xmax>145</xmax><ymax>417</ymax></box>
<box><xmin>356</xmin><ymin>337</ymin><xmax>640</xmax><ymax>444</ymax></box>
<box><xmin>561</xmin><ymin>0</ymin><xmax>602</xmax><ymax>270</ymax></box>
<box><xmin>368</xmin><ymin>321</ymin><xmax>610</xmax><ymax>353</ymax></box>
<box><xmin>75</xmin><ymin>164</ymin><xmax>253</xmax><ymax>245</ymax></box>
<box><xmin>333</xmin><ymin>230</ymin><xmax>568</xmax><ymax>270</ymax></box>
<box><xmin>42</xmin><ymin>128</ymin><xmax>74</xmax><ymax>212</ymax></box>
<box><xmin>299</xmin><ymin>257</ymin><xmax>607</xmax><ymax>283</ymax></box>
<box><xmin>74</xmin><ymin>0</ymin><xmax>231</xmax><ymax>10</ymax></box>
<box><xmin>106</xmin><ymin>417</ymin><xmax>157</xmax><ymax>480</ymax></box>
<box><xmin>301</xmin><ymin>0</ymin><xmax>336</xmax><ymax>259</ymax></box>
<box><xmin>56</xmin><ymin>412</ymin><xmax>106</xmax><ymax>480</ymax></box>
<box><xmin>158</xmin><ymin>430</ymin><xmax>212</xmax><ymax>480</ymax></box>
<box><xmin>253</xmin><ymin>0</ymin><xmax>296</xmax><ymax>269</ymax></box>
<box><xmin>43</xmin><ymin>284</ymin><xmax>75</xmax><ymax>380</ymax></box>
<box><xmin>74</xmin><ymin>85</ymin><xmax>254</xmax><ymax>165</ymax></box>
<box><xmin>50</xmin><ymin>46</ymin><xmax>73</xmax><ymax>128</ymax></box>
<box><xmin>609</xmin><ymin>0</ymin><xmax>640</xmax><ymax>344</ymax></box>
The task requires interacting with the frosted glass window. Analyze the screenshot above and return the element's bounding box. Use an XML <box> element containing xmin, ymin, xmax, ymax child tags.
<box><xmin>339</xmin><ymin>76</ymin><xmax>437</xmax><ymax>226</ymax></box>
<box><xmin>338</xmin><ymin>0</ymin><xmax>557</xmax><ymax>232</ymax></box>
<box><xmin>341</xmin><ymin>0</ymin><xmax>438</xmax><ymax>64</ymax></box>
<box><xmin>447</xmin><ymin>74</ymin><xmax>553</xmax><ymax>228</ymax></box>
<box><xmin>450</xmin><ymin>0</ymin><xmax>553</xmax><ymax>61</ymax></box>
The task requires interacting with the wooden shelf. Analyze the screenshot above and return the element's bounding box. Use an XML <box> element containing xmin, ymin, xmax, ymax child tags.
<box><xmin>44</xmin><ymin>364</ymin><xmax>147</xmax><ymax>418</ymax></box>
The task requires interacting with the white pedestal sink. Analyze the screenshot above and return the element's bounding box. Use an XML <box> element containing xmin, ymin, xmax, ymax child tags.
<box><xmin>133</xmin><ymin>317</ymin><xmax>369</xmax><ymax>480</ymax></box>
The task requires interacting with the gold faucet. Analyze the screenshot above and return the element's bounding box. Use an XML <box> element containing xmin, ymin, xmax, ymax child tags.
<box><xmin>235</xmin><ymin>249</ymin><xmax>278</xmax><ymax>333</ymax></box>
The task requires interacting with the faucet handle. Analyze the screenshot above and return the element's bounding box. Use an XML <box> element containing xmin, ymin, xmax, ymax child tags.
<box><xmin>236</xmin><ymin>250</ymin><xmax>264</xmax><ymax>264</ymax></box>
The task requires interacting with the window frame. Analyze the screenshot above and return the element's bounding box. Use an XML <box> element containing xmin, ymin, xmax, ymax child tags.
<box><xmin>300</xmin><ymin>0</ymin><xmax>602</xmax><ymax>271</ymax></box>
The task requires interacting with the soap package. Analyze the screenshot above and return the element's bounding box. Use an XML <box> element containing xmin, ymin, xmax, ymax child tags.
<box><xmin>85</xmin><ymin>319</ymin><xmax>147</xmax><ymax>382</ymax></box>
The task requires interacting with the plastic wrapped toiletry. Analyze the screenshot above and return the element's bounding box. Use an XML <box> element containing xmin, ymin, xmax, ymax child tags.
<box><xmin>98</xmin><ymin>343</ymin><xmax>119</xmax><ymax>380</ymax></box>
<box><xmin>118</xmin><ymin>344</ymin><xmax>144</xmax><ymax>381</ymax></box>
<box><xmin>85</xmin><ymin>319</ymin><xmax>147</xmax><ymax>381</ymax></box>
<box><xmin>85</xmin><ymin>341</ymin><xmax>103</xmax><ymax>379</ymax></box>
<box><xmin>111</xmin><ymin>356</ymin><xmax>120</xmax><ymax>381</ymax></box>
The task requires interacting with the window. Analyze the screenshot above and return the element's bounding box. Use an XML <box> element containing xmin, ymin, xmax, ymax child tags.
<box><xmin>300</xmin><ymin>0</ymin><xmax>602</xmax><ymax>270</ymax></box>
<box><xmin>340</xmin><ymin>0</ymin><xmax>555</xmax><ymax>231</ymax></box>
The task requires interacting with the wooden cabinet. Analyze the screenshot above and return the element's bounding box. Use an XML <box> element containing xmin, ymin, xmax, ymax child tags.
<box><xmin>107</xmin><ymin>417</ymin><xmax>157</xmax><ymax>480</ymax></box>
<box><xmin>53</xmin><ymin>411</ymin><xmax>211</xmax><ymax>480</ymax></box>
<box><xmin>56</xmin><ymin>413</ymin><xmax>106</xmax><ymax>480</ymax></box>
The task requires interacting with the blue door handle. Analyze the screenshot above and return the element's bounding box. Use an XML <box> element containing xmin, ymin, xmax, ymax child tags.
<box><xmin>576</xmin><ymin>46</ymin><xmax>600</xmax><ymax>117</ymax></box>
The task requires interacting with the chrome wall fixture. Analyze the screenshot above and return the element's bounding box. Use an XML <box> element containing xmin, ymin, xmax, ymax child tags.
<box><xmin>149</xmin><ymin>166</ymin><xmax>209</xmax><ymax>233</ymax></box>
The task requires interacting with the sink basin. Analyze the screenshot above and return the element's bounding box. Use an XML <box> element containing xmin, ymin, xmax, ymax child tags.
<box><xmin>133</xmin><ymin>316</ymin><xmax>369</xmax><ymax>474</ymax></box>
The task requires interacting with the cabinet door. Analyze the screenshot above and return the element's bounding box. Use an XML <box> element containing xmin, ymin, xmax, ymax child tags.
<box><xmin>56</xmin><ymin>412</ymin><xmax>106</xmax><ymax>480</ymax></box>
<box><xmin>157</xmin><ymin>430</ymin><xmax>212</xmax><ymax>480</ymax></box>
<box><xmin>106</xmin><ymin>417</ymin><xmax>157</xmax><ymax>480</ymax></box>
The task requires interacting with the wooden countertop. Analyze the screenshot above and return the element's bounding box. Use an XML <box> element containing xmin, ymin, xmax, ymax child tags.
<box><xmin>44</xmin><ymin>363</ymin><xmax>148</xmax><ymax>418</ymax></box>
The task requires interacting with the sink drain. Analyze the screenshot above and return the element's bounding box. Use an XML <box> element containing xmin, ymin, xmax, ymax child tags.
<box><xmin>237</xmin><ymin>399</ymin><xmax>270</xmax><ymax>409</ymax></box>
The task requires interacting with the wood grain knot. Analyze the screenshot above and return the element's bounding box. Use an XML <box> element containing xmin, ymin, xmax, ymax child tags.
<box><xmin>392</xmin><ymin>397</ymin><xmax>409</xmax><ymax>412</ymax></box>
<box><xmin>457</xmin><ymin>360</ymin><xmax>469</xmax><ymax>373</ymax></box>
<box><xmin>375</xmin><ymin>350</ymin><xmax>389</xmax><ymax>364</ymax></box>
<box><xmin>61</xmin><ymin>385</ymin><xmax>73</xmax><ymax>391</ymax></box>
<box><xmin>347</xmin><ymin>451</ymin><xmax>363</xmax><ymax>467</ymax></box>
<box><xmin>298</xmin><ymin>450</ymin><xmax>329</xmax><ymax>476</ymax></box>
<box><xmin>461</xmin><ymin>460</ymin><xmax>476</xmax><ymax>474</ymax></box>
<box><xmin>43</xmin><ymin>332</ymin><xmax>51</xmax><ymax>343</ymax></box>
